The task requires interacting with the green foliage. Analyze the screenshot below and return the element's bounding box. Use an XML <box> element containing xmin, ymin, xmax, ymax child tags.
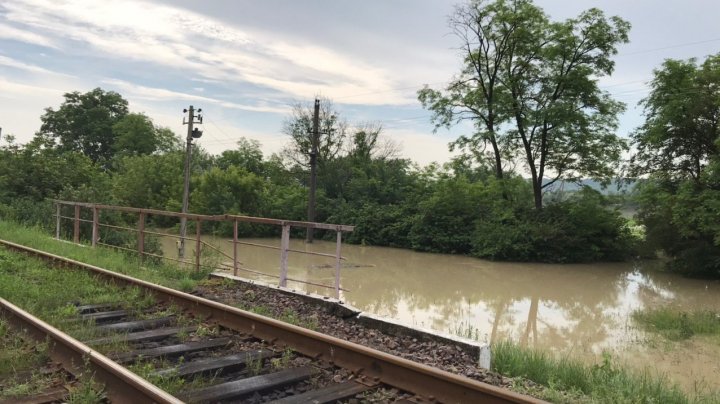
<box><xmin>491</xmin><ymin>341</ymin><xmax>705</xmax><ymax>403</ymax></box>
<box><xmin>112</xmin><ymin>113</ymin><xmax>180</xmax><ymax>157</ymax></box>
<box><xmin>281</xmin><ymin>98</ymin><xmax>347</xmax><ymax>168</ymax></box>
<box><xmin>36</xmin><ymin>88</ymin><xmax>129</xmax><ymax>163</ymax></box>
<box><xmin>633</xmin><ymin>308</ymin><xmax>720</xmax><ymax>341</ymax></box>
<box><xmin>473</xmin><ymin>187</ymin><xmax>634</xmax><ymax>262</ymax></box>
<box><xmin>191</xmin><ymin>166</ymin><xmax>265</xmax><ymax>216</ymax></box>
<box><xmin>631</xmin><ymin>53</ymin><xmax>720</xmax><ymax>278</ymax></box>
<box><xmin>216</xmin><ymin>137</ymin><xmax>266</xmax><ymax>175</ymax></box>
<box><xmin>1</xmin><ymin>82</ymin><xmax>637</xmax><ymax>265</ymax></box>
<box><xmin>419</xmin><ymin>0</ymin><xmax>630</xmax><ymax>208</ymax></box>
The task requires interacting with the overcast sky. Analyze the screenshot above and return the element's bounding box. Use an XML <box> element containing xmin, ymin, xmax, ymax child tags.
<box><xmin>1</xmin><ymin>0</ymin><xmax>719</xmax><ymax>165</ymax></box>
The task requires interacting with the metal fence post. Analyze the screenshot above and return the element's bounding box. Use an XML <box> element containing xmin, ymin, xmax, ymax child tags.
<box><xmin>138</xmin><ymin>212</ymin><xmax>146</xmax><ymax>261</ymax></box>
<box><xmin>233</xmin><ymin>219</ymin><xmax>238</xmax><ymax>277</ymax></box>
<box><xmin>279</xmin><ymin>224</ymin><xmax>290</xmax><ymax>287</ymax></box>
<box><xmin>195</xmin><ymin>220</ymin><xmax>202</xmax><ymax>272</ymax></box>
<box><xmin>91</xmin><ymin>207</ymin><xmax>99</xmax><ymax>247</ymax></box>
<box><xmin>55</xmin><ymin>203</ymin><xmax>61</xmax><ymax>240</ymax></box>
<box><xmin>73</xmin><ymin>205</ymin><xmax>80</xmax><ymax>244</ymax></box>
<box><xmin>335</xmin><ymin>230</ymin><xmax>342</xmax><ymax>299</ymax></box>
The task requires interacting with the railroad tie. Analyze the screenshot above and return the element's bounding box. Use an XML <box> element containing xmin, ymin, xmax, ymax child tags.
<box><xmin>111</xmin><ymin>337</ymin><xmax>231</xmax><ymax>364</ymax></box>
<box><xmin>180</xmin><ymin>366</ymin><xmax>318</xmax><ymax>403</ymax></box>
<box><xmin>265</xmin><ymin>380</ymin><xmax>374</xmax><ymax>404</ymax></box>
<box><xmin>153</xmin><ymin>349</ymin><xmax>276</xmax><ymax>378</ymax></box>
<box><xmin>0</xmin><ymin>386</ymin><xmax>69</xmax><ymax>404</ymax></box>
<box><xmin>84</xmin><ymin>326</ymin><xmax>197</xmax><ymax>346</ymax></box>
<box><xmin>95</xmin><ymin>316</ymin><xmax>175</xmax><ymax>333</ymax></box>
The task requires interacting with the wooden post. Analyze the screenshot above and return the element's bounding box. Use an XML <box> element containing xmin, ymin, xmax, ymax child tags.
<box><xmin>195</xmin><ymin>220</ymin><xmax>202</xmax><ymax>272</ymax></box>
<box><xmin>55</xmin><ymin>203</ymin><xmax>61</xmax><ymax>240</ymax></box>
<box><xmin>91</xmin><ymin>207</ymin><xmax>99</xmax><ymax>247</ymax></box>
<box><xmin>335</xmin><ymin>230</ymin><xmax>342</xmax><ymax>299</ymax></box>
<box><xmin>137</xmin><ymin>212</ymin><xmax>146</xmax><ymax>261</ymax></box>
<box><xmin>279</xmin><ymin>224</ymin><xmax>290</xmax><ymax>287</ymax></box>
<box><xmin>233</xmin><ymin>219</ymin><xmax>239</xmax><ymax>277</ymax></box>
<box><xmin>73</xmin><ymin>205</ymin><xmax>80</xmax><ymax>244</ymax></box>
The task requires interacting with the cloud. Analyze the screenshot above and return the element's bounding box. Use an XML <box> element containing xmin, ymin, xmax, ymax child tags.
<box><xmin>102</xmin><ymin>79</ymin><xmax>290</xmax><ymax>115</ymax></box>
<box><xmin>0</xmin><ymin>55</ymin><xmax>74</xmax><ymax>78</ymax></box>
<box><xmin>1</xmin><ymin>0</ymin><xmax>416</xmax><ymax>106</ymax></box>
<box><xmin>0</xmin><ymin>22</ymin><xmax>57</xmax><ymax>48</ymax></box>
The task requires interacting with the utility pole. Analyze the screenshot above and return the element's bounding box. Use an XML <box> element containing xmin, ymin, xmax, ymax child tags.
<box><xmin>179</xmin><ymin>105</ymin><xmax>203</xmax><ymax>259</ymax></box>
<box><xmin>306</xmin><ymin>98</ymin><xmax>320</xmax><ymax>243</ymax></box>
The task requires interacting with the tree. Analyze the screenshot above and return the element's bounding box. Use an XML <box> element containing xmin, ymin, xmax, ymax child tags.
<box><xmin>112</xmin><ymin>113</ymin><xmax>182</xmax><ymax>156</ymax></box>
<box><xmin>281</xmin><ymin>98</ymin><xmax>347</xmax><ymax>169</ymax></box>
<box><xmin>37</xmin><ymin>88</ymin><xmax>129</xmax><ymax>163</ymax></box>
<box><xmin>216</xmin><ymin>137</ymin><xmax>265</xmax><ymax>175</ymax></box>
<box><xmin>631</xmin><ymin>53</ymin><xmax>720</xmax><ymax>278</ymax></box>
<box><xmin>630</xmin><ymin>55</ymin><xmax>720</xmax><ymax>181</ymax></box>
<box><xmin>419</xmin><ymin>0</ymin><xmax>630</xmax><ymax>209</ymax></box>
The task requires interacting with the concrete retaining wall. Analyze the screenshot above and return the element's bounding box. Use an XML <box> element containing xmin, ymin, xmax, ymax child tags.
<box><xmin>210</xmin><ymin>272</ymin><xmax>491</xmax><ymax>369</ymax></box>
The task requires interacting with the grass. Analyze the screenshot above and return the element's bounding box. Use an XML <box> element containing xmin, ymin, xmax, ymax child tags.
<box><xmin>633</xmin><ymin>308</ymin><xmax>720</xmax><ymax>341</ymax></box>
<box><xmin>127</xmin><ymin>357</ymin><xmax>216</xmax><ymax>395</ymax></box>
<box><xmin>0</xmin><ymin>220</ymin><xmax>212</xmax><ymax>291</ymax></box>
<box><xmin>491</xmin><ymin>341</ymin><xmax>720</xmax><ymax>403</ymax></box>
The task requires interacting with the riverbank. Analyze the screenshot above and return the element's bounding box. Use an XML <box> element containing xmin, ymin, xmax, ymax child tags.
<box><xmin>0</xmin><ymin>222</ymin><xmax>720</xmax><ymax>402</ymax></box>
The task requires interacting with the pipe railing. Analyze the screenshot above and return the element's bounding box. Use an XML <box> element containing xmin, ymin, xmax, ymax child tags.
<box><xmin>51</xmin><ymin>200</ymin><xmax>354</xmax><ymax>298</ymax></box>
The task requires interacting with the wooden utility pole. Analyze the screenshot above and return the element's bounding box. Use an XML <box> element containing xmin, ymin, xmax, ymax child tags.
<box><xmin>179</xmin><ymin>105</ymin><xmax>202</xmax><ymax>259</ymax></box>
<box><xmin>306</xmin><ymin>98</ymin><xmax>320</xmax><ymax>243</ymax></box>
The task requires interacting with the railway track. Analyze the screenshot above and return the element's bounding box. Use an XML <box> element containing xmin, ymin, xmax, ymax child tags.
<box><xmin>0</xmin><ymin>238</ymin><xmax>545</xmax><ymax>403</ymax></box>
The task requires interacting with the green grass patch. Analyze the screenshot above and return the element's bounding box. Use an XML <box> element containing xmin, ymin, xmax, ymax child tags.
<box><xmin>0</xmin><ymin>220</ymin><xmax>212</xmax><ymax>291</ymax></box>
<box><xmin>491</xmin><ymin>341</ymin><xmax>719</xmax><ymax>403</ymax></box>
<box><xmin>633</xmin><ymin>308</ymin><xmax>720</xmax><ymax>341</ymax></box>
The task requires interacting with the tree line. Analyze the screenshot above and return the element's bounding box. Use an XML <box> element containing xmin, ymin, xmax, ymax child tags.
<box><xmin>0</xmin><ymin>0</ymin><xmax>718</xmax><ymax>278</ymax></box>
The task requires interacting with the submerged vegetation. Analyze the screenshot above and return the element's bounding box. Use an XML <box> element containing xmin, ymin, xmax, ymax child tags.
<box><xmin>633</xmin><ymin>308</ymin><xmax>720</xmax><ymax>342</ymax></box>
<box><xmin>491</xmin><ymin>341</ymin><xmax>719</xmax><ymax>403</ymax></box>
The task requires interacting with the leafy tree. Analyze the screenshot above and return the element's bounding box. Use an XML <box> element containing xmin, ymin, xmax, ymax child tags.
<box><xmin>281</xmin><ymin>98</ymin><xmax>347</xmax><ymax>169</ymax></box>
<box><xmin>630</xmin><ymin>55</ymin><xmax>720</xmax><ymax>181</ymax></box>
<box><xmin>419</xmin><ymin>0</ymin><xmax>630</xmax><ymax>209</ymax></box>
<box><xmin>191</xmin><ymin>166</ymin><xmax>265</xmax><ymax>217</ymax></box>
<box><xmin>631</xmin><ymin>53</ymin><xmax>720</xmax><ymax>278</ymax></box>
<box><xmin>0</xmin><ymin>135</ymin><xmax>99</xmax><ymax>202</ymax></box>
<box><xmin>36</xmin><ymin>88</ymin><xmax>129</xmax><ymax>163</ymax></box>
<box><xmin>111</xmin><ymin>151</ymin><xmax>185</xmax><ymax>211</ymax></box>
<box><xmin>112</xmin><ymin>113</ymin><xmax>182</xmax><ymax>156</ymax></box>
<box><xmin>216</xmin><ymin>137</ymin><xmax>266</xmax><ymax>175</ymax></box>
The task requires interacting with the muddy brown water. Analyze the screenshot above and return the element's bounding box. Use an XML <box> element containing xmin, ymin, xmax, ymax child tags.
<box><xmin>161</xmin><ymin>235</ymin><xmax>720</xmax><ymax>390</ymax></box>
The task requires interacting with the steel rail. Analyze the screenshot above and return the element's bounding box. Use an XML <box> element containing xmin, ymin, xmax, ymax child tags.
<box><xmin>0</xmin><ymin>297</ymin><xmax>182</xmax><ymax>404</ymax></box>
<box><xmin>0</xmin><ymin>239</ymin><xmax>545</xmax><ymax>404</ymax></box>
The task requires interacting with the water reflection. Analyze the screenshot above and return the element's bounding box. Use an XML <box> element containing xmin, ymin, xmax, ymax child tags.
<box><xmin>161</xmin><ymin>236</ymin><xmax>720</xmax><ymax>388</ymax></box>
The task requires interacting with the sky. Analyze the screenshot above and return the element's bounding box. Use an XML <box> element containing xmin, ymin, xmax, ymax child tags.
<box><xmin>1</xmin><ymin>0</ymin><xmax>719</xmax><ymax>166</ymax></box>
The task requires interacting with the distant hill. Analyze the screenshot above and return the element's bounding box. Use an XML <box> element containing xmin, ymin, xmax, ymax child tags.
<box><xmin>542</xmin><ymin>179</ymin><xmax>636</xmax><ymax>195</ymax></box>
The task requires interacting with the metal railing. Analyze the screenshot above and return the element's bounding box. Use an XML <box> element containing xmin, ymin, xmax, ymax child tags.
<box><xmin>51</xmin><ymin>200</ymin><xmax>354</xmax><ymax>298</ymax></box>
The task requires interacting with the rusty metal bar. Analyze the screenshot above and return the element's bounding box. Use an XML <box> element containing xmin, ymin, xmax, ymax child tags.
<box><xmin>227</xmin><ymin>240</ymin><xmax>347</xmax><ymax>260</ymax></box>
<box><xmin>335</xmin><ymin>231</ymin><xmax>342</xmax><ymax>299</ymax></box>
<box><xmin>195</xmin><ymin>220</ymin><xmax>202</xmax><ymax>272</ymax></box>
<box><xmin>92</xmin><ymin>207</ymin><xmax>99</xmax><ymax>247</ymax></box>
<box><xmin>0</xmin><ymin>240</ymin><xmax>541</xmax><ymax>404</ymax></box>
<box><xmin>279</xmin><ymin>225</ymin><xmax>290</xmax><ymax>287</ymax></box>
<box><xmin>0</xmin><ymin>297</ymin><xmax>182</xmax><ymax>404</ymax></box>
<box><xmin>57</xmin><ymin>215</ymin><xmax>93</xmax><ymax>223</ymax></box>
<box><xmin>55</xmin><ymin>203</ymin><xmax>60</xmax><ymax>240</ymax></box>
<box><xmin>285</xmin><ymin>276</ymin><xmax>351</xmax><ymax>292</ymax></box>
<box><xmin>73</xmin><ymin>205</ymin><xmax>80</xmax><ymax>243</ymax></box>
<box><xmin>233</xmin><ymin>219</ymin><xmax>238</xmax><ymax>277</ymax></box>
<box><xmin>51</xmin><ymin>200</ymin><xmax>354</xmax><ymax>232</ymax></box>
<box><xmin>138</xmin><ymin>212</ymin><xmax>146</xmax><ymax>261</ymax></box>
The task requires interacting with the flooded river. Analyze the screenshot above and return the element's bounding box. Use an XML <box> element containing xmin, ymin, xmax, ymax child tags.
<box><xmin>161</xmin><ymin>235</ymin><xmax>720</xmax><ymax>389</ymax></box>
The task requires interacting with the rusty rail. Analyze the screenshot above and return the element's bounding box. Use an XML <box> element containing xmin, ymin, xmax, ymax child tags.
<box><xmin>0</xmin><ymin>239</ymin><xmax>544</xmax><ymax>404</ymax></box>
<box><xmin>0</xmin><ymin>297</ymin><xmax>182</xmax><ymax>404</ymax></box>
